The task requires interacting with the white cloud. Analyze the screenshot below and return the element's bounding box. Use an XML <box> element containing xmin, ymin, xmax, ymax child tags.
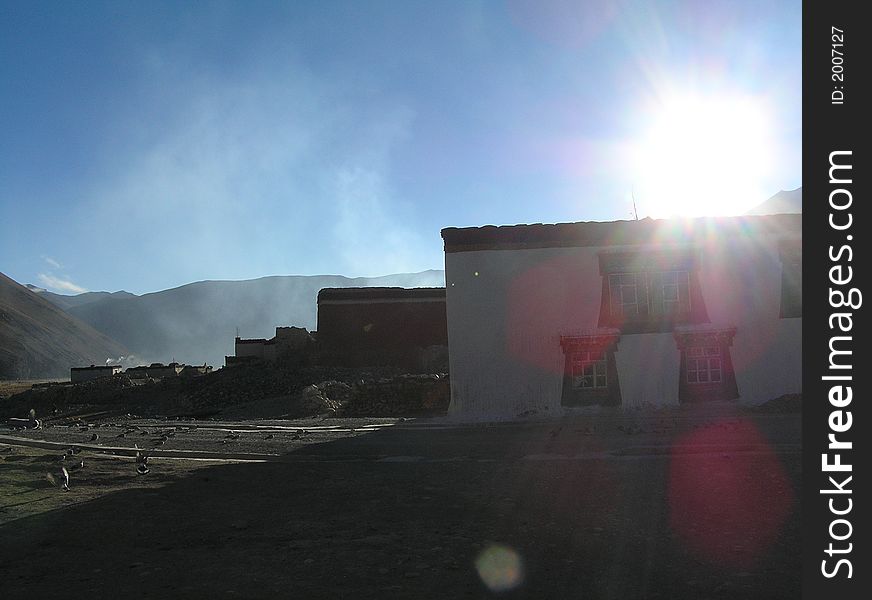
<box><xmin>325</xmin><ymin>106</ymin><xmax>440</xmax><ymax>276</ymax></box>
<box><xmin>77</xmin><ymin>58</ymin><xmax>437</xmax><ymax>284</ymax></box>
<box><xmin>37</xmin><ymin>273</ymin><xmax>87</xmax><ymax>294</ymax></box>
<box><xmin>330</xmin><ymin>166</ymin><xmax>429</xmax><ymax>275</ymax></box>
<box><xmin>43</xmin><ymin>256</ymin><xmax>62</xmax><ymax>269</ymax></box>
<box><xmin>79</xmin><ymin>63</ymin><xmax>338</xmax><ymax>281</ymax></box>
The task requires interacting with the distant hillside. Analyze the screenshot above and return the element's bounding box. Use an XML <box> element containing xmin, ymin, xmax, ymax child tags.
<box><xmin>46</xmin><ymin>271</ymin><xmax>445</xmax><ymax>368</ymax></box>
<box><xmin>745</xmin><ymin>187</ymin><xmax>802</xmax><ymax>215</ymax></box>
<box><xmin>0</xmin><ymin>272</ymin><xmax>129</xmax><ymax>379</ymax></box>
<box><xmin>31</xmin><ymin>288</ymin><xmax>137</xmax><ymax>311</ymax></box>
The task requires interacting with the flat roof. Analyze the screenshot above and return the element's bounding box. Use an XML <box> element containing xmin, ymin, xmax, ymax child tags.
<box><xmin>441</xmin><ymin>214</ymin><xmax>801</xmax><ymax>253</ymax></box>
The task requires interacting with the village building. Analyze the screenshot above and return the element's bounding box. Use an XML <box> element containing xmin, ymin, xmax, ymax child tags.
<box><xmin>125</xmin><ymin>362</ymin><xmax>185</xmax><ymax>379</ymax></box>
<box><xmin>180</xmin><ymin>364</ymin><xmax>213</xmax><ymax>377</ymax></box>
<box><xmin>226</xmin><ymin>326</ymin><xmax>314</xmax><ymax>367</ymax></box>
<box><xmin>70</xmin><ymin>364</ymin><xmax>122</xmax><ymax>383</ymax></box>
<box><xmin>316</xmin><ymin>287</ymin><xmax>448</xmax><ymax>372</ymax></box>
<box><xmin>441</xmin><ymin>214</ymin><xmax>802</xmax><ymax>419</ymax></box>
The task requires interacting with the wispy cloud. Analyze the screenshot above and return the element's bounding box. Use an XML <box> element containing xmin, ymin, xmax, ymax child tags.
<box><xmin>326</xmin><ymin>105</ymin><xmax>440</xmax><ymax>275</ymax></box>
<box><xmin>330</xmin><ymin>165</ymin><xmax>433</xmax><ymax>275</ymax></box>
<box><xmin>37</xmin><ymin>273</ymin><xmax>87</xmax><ymax>294</ymax></box>
<box><xmin>77</xmin><ymin>55</ymin><xmax>437</xmax><ymax>286</ymax></box>
<box><xmin>43</xmin><ymin>256</ymin><xmax>63</xmax><ymax>269</ymax></box>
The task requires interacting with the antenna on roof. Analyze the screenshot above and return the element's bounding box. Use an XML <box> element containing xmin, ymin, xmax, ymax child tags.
<box><xmin>631</xmin><ymin>187</ymin><xmax>639</xmax><ymax>221</ymax></box>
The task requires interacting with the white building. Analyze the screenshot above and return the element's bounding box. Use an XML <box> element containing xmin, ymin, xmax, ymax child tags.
<box><xmin>441</xmin><ymin>214</ymin><xmax>801</xmax><ymax>419</ymax></box>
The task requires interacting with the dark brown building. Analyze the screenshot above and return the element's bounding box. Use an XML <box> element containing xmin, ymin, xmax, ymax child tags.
<box><xmin>316</xmin><ymin>287</ymin><xmax>448</xmax><ymax>372</ymax></box>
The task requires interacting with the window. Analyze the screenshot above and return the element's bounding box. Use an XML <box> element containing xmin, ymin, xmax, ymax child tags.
<box><xmin>570</xmin><ymin>350</ymin><xmax>608</xmax><ymax>389</ymax></box>
<box><xmin>599</xmin><ymin>249</ymin><xmax>707</xmax><ymax>333</ymax></box>
<box><xmin>560</xmin><ymin>333</ymin><xmax>622</xmax><ymax>406</ymax></box>
<box><xmin>673</xmin><ymin>328</ymin><xmax>739</xmax><ymax>403</ymax></box>
<box><xmin>609</xmin><ymin>273</ymin><xmax>643</xmax><ymax>317</ymax></box>
<box><xmin>686</xmin><ymin>346</ymin><xmax>722</xmax><ymax>384</ymax></box>
<box><xmin>660</xmin><ymin>270</ymin><xmax>690</xmax><ymax>314</ymax></box>
<box><xmin>607</xmin><ymin>270</ymin><xmax>691</xmax><ymax>320</ymax></box>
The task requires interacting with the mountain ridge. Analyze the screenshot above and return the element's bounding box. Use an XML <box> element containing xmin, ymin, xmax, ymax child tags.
<box><xmin>0</xmin><ymin>272</ymin><xmax>129</xmax><ymax>379</ymax></box>
<box><xmin>37</xmin><ymin>270</ymin><xmax>446</xmax><ymax>369</ymax></box>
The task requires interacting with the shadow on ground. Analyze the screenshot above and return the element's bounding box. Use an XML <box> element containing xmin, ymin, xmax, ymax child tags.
<box><xmin>0</xmin><ymin>412</ymin><xmax>801</xmax><ymax>599</ymax></box>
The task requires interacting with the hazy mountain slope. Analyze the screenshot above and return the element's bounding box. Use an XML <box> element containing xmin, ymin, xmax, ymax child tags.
<box><xmin>65</xmin><ymin>270</ymin><xmax>446</xmax><ymax>368</ymax></box>
<box><xmin>745</xmin><ymin>187</ymin><xmax>802</xmax><ymax>215</ymax></box>
<box><xmin>0</xmin><ymin>272</ymin><xmax>128</xmax><ymax>379</ymax></box>
<box><xmin>36</xmin><ymin>289</ymin><xmax>137</xmax><ymax>311</ymax></box>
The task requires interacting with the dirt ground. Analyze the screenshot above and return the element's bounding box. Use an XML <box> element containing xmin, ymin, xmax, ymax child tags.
<box><xmin>0</xmin><ymin>405</ymin><xmax>801</xmax><ymax>599</ymax></box>
<box><xmin>0</xmin><ymin>379</ymin><xmax>67</xmax><ymax>399</ymax></box>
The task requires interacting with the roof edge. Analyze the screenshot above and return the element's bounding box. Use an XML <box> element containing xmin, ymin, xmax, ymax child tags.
<box><xmin>441</xmin><ymin>214</ymin><xmax>801</xmax><ymax>253</ymax></box>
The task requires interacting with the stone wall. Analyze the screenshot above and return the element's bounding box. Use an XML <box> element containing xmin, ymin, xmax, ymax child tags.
<box><xmin>342</xmin><ymin>374</ymin><xmax>450</xmax><ymax>417</ymax></box>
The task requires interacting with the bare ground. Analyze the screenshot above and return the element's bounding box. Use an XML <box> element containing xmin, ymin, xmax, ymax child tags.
<box><xmin>0</xmin><ymin>407</ymin><xmax>801</xmax><ymax>599</ymax></box>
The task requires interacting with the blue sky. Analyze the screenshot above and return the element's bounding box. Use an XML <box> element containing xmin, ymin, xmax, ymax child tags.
<box><xmin>0</xmin><ymin>0</ymin><xmax>801</xmax><ymax>295</ymax></box>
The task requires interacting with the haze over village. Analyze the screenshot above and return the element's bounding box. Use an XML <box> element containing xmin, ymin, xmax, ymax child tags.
<box><xmin>1</xmin><ymin>2</ymin><xmax>803</xmax><ymax>598</ymax></box>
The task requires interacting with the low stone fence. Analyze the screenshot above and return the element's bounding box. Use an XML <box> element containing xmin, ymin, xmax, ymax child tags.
<box><xmin>342</xmin><ymin>374</ymin><xmax>450</xmax><ymax>417</ymax></box>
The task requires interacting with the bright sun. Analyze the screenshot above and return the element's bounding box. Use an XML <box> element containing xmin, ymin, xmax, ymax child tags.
<box><xmin>629</xmin><ymin>91</ymin><xmax>775</xmax><ymax>218</ymax></box>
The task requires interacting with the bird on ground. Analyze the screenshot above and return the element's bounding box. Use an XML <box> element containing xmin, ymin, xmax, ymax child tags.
<box><xmin>47</xmin><ymin>467</ymin><xmax>70</xmax><ymax>491</ymax></box>
<box><xmin>134</xmin><ymin>445</ymin><xmax>150</xmax><ymax>474</ymax></box>
<box><xmin>90</xmin><ymin>433</ymin><xmax>99</xmax><ymax>441</ymax></box>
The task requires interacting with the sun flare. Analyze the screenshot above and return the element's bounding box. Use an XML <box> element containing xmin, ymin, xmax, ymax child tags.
<box><xmin>629</xmin><ymin>91</ymin><xmax>775</xmax><ymax>218</ymax></box>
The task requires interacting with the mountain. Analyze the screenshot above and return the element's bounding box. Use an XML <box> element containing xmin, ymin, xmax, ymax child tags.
<box><xmin>0</xmin><ymin>272</ymin><xmax>129</xmax><ymax>379</ymax></box>
<box><xmin>44</xmin><ymin>270</ymin><xmax>446</xmax><ymax>369</ymax></box>
<box><xmin>745</xmin><ymin>187</ymin><xmax>802</xmax><ymax>215</ymax></box>
<box><xmin>35</xmin><ymin>289</ymin><xmax>137</xmax><ymax>311</ymax></box>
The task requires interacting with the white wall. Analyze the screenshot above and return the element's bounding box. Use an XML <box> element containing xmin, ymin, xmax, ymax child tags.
<box><xmin>445</xmin><ymin>235</ymin><xmax>801</xmax><ymax>420</ymax></box>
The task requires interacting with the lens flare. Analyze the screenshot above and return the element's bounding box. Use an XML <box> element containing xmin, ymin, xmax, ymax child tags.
<box><xmin>475</xmin><ymin>544</ymin><xmax>524</xmax><ymax>593</ymax></box>
<box><xmin>668</xmin><ymin>418</ymin><xmax>794</xmax><ymax>568</ymax></box>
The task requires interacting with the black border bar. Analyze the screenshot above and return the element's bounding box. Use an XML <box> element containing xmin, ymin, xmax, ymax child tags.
<box><xmin>803</xmin><ymin>2</ymin><xmax>868</xmax><ymax>597</ymax></box>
